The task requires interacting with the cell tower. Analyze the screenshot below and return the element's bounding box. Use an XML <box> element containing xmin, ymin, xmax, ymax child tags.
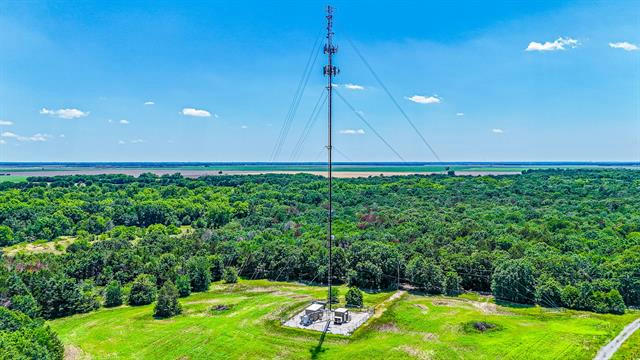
<box><xmin>323</xmin><ymin>5</ymin><xmax>339</xmax><ymax>312</ymax></box>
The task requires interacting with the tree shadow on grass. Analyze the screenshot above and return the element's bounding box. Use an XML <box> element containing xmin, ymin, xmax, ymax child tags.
<box><xmin>309</xmin><ymin>320</ymin><xmax>330</xmax><ymax>360</ymax></box>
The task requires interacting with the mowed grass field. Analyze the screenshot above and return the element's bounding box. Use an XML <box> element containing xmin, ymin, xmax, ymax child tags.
<box><xmin>49</xmin><ymin>280</ymin><xmax>640</xmax><ymax>360</ymax></box>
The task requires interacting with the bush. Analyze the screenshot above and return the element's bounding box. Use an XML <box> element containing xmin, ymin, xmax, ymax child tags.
<box><xmin>176</xmin><ymin>275</ymin><xmax>191</xmax><ymax>298</ymax></box>
<box><xmin>491</xmin><ymin>259</ymin><xmax>535</xmax><ymax>304</ymax></box>
<box><xmin>104</xmin><ymin>280</ymin><xmax>123</xmax><ymax>307</ymax></box>
<box><xmin>10</xmin><ymin>294</ymin><xmax>41</xmax><ymax>318</ymax></box>
<box><xmin>444</xmin><ymin>271</ymin><xmax>462</xmax><ymax>296</ymax></box>
<box><xmin>561</xmin><ymin>285</ymin><xmax>580</xmax><ymax>309</ymax></box>
<box><xmin>345</xmin><ymin>287</ymin><xmax>363</xmax><ymax>307</ymax></box>
<box><xmin>128</xmin><ymin>274</ymin><xmax>157</xmax><ymax>306</ymax></box>
<box><xmin>223</xmin><ymin>267</ymin><xmax>238</xmax><ymax>284</ymax></box>
<box><xmin>154</xmin><ymin>281</ymin><xmax>182</xmax><ymax>319</ymax></box>
<box><xmin>186</xmin><ymin>256</ymin><xmax>211</xmax><ymax>292</ymax></box>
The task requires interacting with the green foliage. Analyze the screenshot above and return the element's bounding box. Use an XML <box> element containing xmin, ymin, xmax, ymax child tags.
<box><xmin>128</xmin><ymin>274</ymin><xmax>157</xmax><ymax>306</ymax></box>
<box><xmin>10</xmin><ymin>294</ymin><xmax>41</xmax><ymax>318</ymax></box>
<box><xmin>186</xmin><ymin>256</ymin><xmax>211</xmax><ymax>292</ymax></box>
<box><xmin>444</xmin><ymin>271</ymin><xmax>462</xmax><ymax>296</ymax></box>
<box><xmin>345</xmin><ymin>287</ymin><xmax>363</xmax><ymax>307</ymax></box>
<box><xmin>535</xmin><ymin>276</ymin><xmax>563</xmax><ymax>308</ymax></box>
<box><xmin>104</xmin><ymin>280</ymin><xmax>123</xmax><ymax>307</ymax></box>
<box><xmin>0</xmin><ymin>307</ymin><xmax>63</xmax><ymax>359</ymax></box>
<box><xmin>208</xmin><ymin>254</ymin><xmax>224</xmax><ymax>282</ymax></box>
<box><xmin>407</xmin><ymin>256</ymin><xmax>444</xmax><ymax>294</ymax></box>
<box><xmin>329</xmin><ymin>287</ymin><xmax>339</xmax><ymax>304</ymax></box>
<box><xmin>223</xmin><ymin>267</ymin><xmax>238</xmax><ymax>284</ymax></box>
<box><xmin>153</xmin><ymin>281</ymin><xmax>182</xmax><ymax>319</ymax></box>
<box><xmin>0</xmin><ymin>225</ymin><xmax>14</xmax><ymax>246</ymax></box>
<box><xmin>491</xmin><ymin>259</ymin><xmax>535</xmax><ymax>304</ymax></box>
<box><xmin>175</xmin><ymin>275</ymin><xmax>191</xmax><ymax>298</ymax></box>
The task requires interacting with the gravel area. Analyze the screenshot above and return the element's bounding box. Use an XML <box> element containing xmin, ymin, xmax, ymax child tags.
<box><xmin>283</xmin><ymin>309</ymin><xmax>372</xmax><ymax>335</ymax></box>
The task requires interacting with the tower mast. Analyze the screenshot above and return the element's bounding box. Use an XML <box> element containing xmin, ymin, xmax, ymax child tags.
<box><xmin>323</xmin><ymin>5</ymin><xmax>338</xmax><ymax>312</ymax></box>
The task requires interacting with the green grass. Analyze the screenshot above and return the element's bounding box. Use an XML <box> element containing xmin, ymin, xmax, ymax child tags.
<box><xmin>49</xmin><ymin>280</ymin><xmax>639</xmax><ymax>359</ymax></box>
<box><xmin>612</xmin><ymin>326</ymin><xmax>640</xmax><ymax>360</ymax></box>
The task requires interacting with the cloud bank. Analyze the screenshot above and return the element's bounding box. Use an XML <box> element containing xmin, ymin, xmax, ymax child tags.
<box><xmin>181</xmin><ymin>108</ymin><xmax>211</xmax><ymax>117</ymax></box>
<box><xmin>40</xmin><ymin>108</ymin><xmax>89</xmax><ymax>119</ymax></box>
<box><xmin>609</xmin><ymin>42</ymin><xmax>638</xmax><ymax>51</ymax></box>
<box><xmin>406</xmin><ymin>95</ymin><xmax>441</xmax><ymax>104</ymax></box>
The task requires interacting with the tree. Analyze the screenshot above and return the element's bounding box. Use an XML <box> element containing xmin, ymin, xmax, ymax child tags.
<box><xmin>176</xmin><ymin>274</ymin><xmax>191</xmax><ymax>298</ymax></box>
<box><xmin>407</xmin><ymin>256</ymin><xmax>445</xmax><ymax>294</ymax></box>
<box><xmin>330</xmin><ymin>287</ymin><xmax>339</xmax><ymax>304</ymax></box>
<box><xmin>186</xmin><ymin>256</ymin><xmax>211</xmax><ymax>292</ymax></box>
<box><xmin>535</xmin><ymin>276</ymin><xmax>563</xmax><ymax>308</ymax></box>
<box><xmin>154</xmin><ymin>281</ymin><xmax>182</xmax><ymax>318</ymax></box>
<box><xmin>0</xmin><ymin>307</ymin><xmax>64</xmax><ymax>359</ymax></box>
<box><xmin>104</xmin><ymin>280</ymin><xmax>123</xmax><ymax>307</ymax></box>
<box><xmin>223</xmin><ymin>267</ymin><xmax>238</xmax><ymax>284</ymax></box>
<box><xmin>0</xmin><ymin>225</ymin><xmax>14</xmax><ymax>246</ymax></box>
<box><xmin>345</xmin><ymin>287</ymin><xmax>363</xmax><ymax>308</ymax></box>
<box><xmin>491</xmin><ymin>259</ymin><xmax>535</xmax><ymax>304</ymax></box>
<box><xmin>444</xmin><ymin>271</ymin><xmax>462</xmax><ymax>296</ymax></box>
<box><xmin>208</xmin><ymin>254</ymin><xmax>224</xmax><ymax>281</ymax></box>
<box><xmin>128</xmin><ymin>274</ymin><xmax>157</xmax><ymax>306</ymax></box>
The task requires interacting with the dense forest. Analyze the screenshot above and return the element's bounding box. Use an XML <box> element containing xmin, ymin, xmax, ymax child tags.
<box><xmin>1</xmin><ymin>170</ymin><xmax>639</xmax><ymax>355</ymax></box>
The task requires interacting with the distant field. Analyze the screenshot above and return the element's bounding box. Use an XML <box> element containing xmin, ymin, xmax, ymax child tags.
<box><xmin>50</xmin><ymin>280</ymin><xmax>639</xmax><ymax>359</ymax></box>
<box><xmin>0</xmin><ymin>175</ymin><xmax>27</xmax><ymax>182</ymax></box>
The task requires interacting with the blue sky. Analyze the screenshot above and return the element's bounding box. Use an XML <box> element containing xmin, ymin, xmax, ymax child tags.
<box><xmin>0</xmin><ymin>0</ymin><xmax>638</xmax><ymax>162</ymax></box>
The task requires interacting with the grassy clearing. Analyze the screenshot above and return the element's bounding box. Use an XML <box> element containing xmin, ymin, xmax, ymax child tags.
<box><xmin>49</xmin><ymin>280</ymin><xmax>639</xmax><ymax>359</ymax></box>
<box><xmin>2</xmin><ymin>236</ymin><xmax>76</xmax><ymax>256</ymax></box>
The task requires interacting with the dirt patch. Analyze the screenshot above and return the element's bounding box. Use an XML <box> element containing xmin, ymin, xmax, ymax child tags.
<box><xmin>422</xmin><ymin>332</ymin><xmax>439</xmax><ymax>341</ymax></box>
<box><xmin>396</xmin><ymin>345</ymin><xmax>434</xmax><ymax>360</ymax></box>
<box><xmin>463</xmin><ymin>321</ymin><xmax>503</xmax><ymax>334</ymax></box>
<box><xmin>64</xmin><ymin>345</ymin><xmax>89</xmax><ymax>360</ymax></box>
<box><xmin>470</xmin><ymin>301</ymin><xmax>511</xmax><ymax>315</ymax></box>
<box><xmin>377</xmin><ymin>322</ymin><xmax>400</xmax><ymax>333</ymax></box>
<box><xmin>210</xmin><ymin>304</ymin><xmax>233</xmax><ymax>312</ymax></box>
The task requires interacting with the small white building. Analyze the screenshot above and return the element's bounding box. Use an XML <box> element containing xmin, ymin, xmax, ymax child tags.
<box><xmin>333</xmin><ymin>308</ymin><xmax>351</xmax><ymax>324</ymax></box>
<box><xmin>301</xmin><ymin>303</ymin><xmax>325</xmax><ymax>325</ymax></box>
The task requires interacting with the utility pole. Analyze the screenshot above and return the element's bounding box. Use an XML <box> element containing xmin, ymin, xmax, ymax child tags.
<box><xmin>323</xmin><ymin>5</ymin><xmax>339</xmax><ymax>313</ymax></box>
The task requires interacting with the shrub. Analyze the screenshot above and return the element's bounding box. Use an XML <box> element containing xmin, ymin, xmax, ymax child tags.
<box><xmin>104</xmin><ymin>280</ymin><xmax>123</xmax><ymax>307</ymax></box>
<box><xmin>208</xmin><ymin>254</ymin><xmax>224</xmax><ymax>281</ymax></box>
<box><xmin>176</xmin><ymin>274</ymin><xmax>191</xmax><ymax>298</ymax></box>
<box><xmin>345</xmin><ymin>287</ymin><xmax>363</xmax><ymax>308</ymax></box>
<box><xmin>154</xmin><ymin>281</ymin><xmax>182</xmax><ymax>319</ymax></box>
<box><xmin>223</xmin><ymin>267</ymin><xmax>238</xmax><ymax>284</ymax></box>
<box><xmin>444</xmin><ymin>271</ymin><xmax>462</xmax><ymax>296</ymax></box>
<box><xmin>128</xmin><ymin>274</ymin><xmax>157</xmax><ymax>306</ymax></box>
<box><xmin>186</xmin><ymin>256</ymin><xmax>211</xmax><ymax>292</ymax></box>
<box><xmin>10</xmin><ymin>294</ymin><xmax>41</xmax><ymax>318</ymax></box>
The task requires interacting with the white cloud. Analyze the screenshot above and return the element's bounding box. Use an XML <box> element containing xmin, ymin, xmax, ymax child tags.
<box><xmin>406</xmin><ymin>95</ymin><xmax>441</xmax><ymax>104</ymax></box>
<box><xmin>609</xmin><ymin>42</ymin><xmax>639</xmax><ymax>51</ymax></box>
<box><xmin>525</xmin><ymin>37</ymin><xmax>579</xmax><ymax>51</ymax></box>
<box><xmin>181</xmin><ymin>108</ymin><xmax>211</xmax><ymax>117</ymax></box>
<box><xmin>107</xmin><ymin>119</ymin><xmax>113</xmax><ymax>123</ymax></box>
<box><xmin>456</xmin><ymin>112</ymin><xmax>464</xmax><ymax>116</ymax></box>
<box><xmin>241</xmin><ymin>125</ymin><xmax>248</xmax><ymax>129</ymax></box>
<box><xmin>339</xmin><ymin>129</ymin><xmax>365</xmax><ymax>135</ymax></box>
<box><xmin>40</xmin><ymin>107</ymin><xmax>89</xmax><ymax>119</ymax></box>
<box><xmin>59</xmin><ymin>134</ymin><xmax>65</xmax><ymax>138</ymax></box>
<box><xmin>119</xmin><ymin>119</ymin><xmax>130</xmax><ymax>124</ymax></box>
<box><xmin>1</xmin><ymin>131</ymin><xmax>50</xmax><ymax>142</ymax></box>
<box><xmin>492</xmin><ymin>128</ymin><xmax>504</xmax><ymax>134</ymax></box>
<box><xmin>344</xmin><ymin>83</ymin><xmax>365</xmax><ymax>90</ymax></box>
<box><xmin>0</xmin><ymin>139</ymin><xmax>5</xmax><ymax>145</ymax></box>
<box><xmin>118</xmin><ymin>140</ymin><xmax>125</xmax><ymax>145</ymax></box>
<box><xmin>0</xmin><ymin>120</ymin><xmax>13</xmax><ymax>126</ymax></box>
<box><xmin>130</xmin><ymin>139</ymin><xmax>144</xmax><ymax>144</ymax></box>
<box><xmin>144</xmin><ymin>101</ymin><xmax>155</xmax><ymax>105</ymax></box>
